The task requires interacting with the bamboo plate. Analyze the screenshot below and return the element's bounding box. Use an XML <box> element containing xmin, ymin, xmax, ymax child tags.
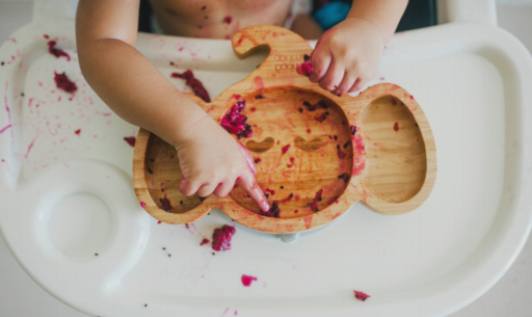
<box><xmin>133</xmin><ymin>25</ymin><xmax>436</xmax><ymax>234</ymax></box>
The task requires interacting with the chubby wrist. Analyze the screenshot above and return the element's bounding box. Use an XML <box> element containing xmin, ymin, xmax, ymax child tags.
<box><xmin>343</xmin><ymin>16</ymin><xmax>388</xmax><ymax>46</ymax></box>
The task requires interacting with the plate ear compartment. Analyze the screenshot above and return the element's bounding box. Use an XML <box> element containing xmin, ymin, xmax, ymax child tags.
<box><xmin>355</xmin><ymin>83</ymin><xmax>437</xmax><ymax>215</ymax></box>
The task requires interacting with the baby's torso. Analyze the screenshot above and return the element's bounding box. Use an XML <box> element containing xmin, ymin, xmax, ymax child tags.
<box><xmin>149</xmin><ymin>0</ymin><xmax>293</xmax><ymax>38</ymax></box>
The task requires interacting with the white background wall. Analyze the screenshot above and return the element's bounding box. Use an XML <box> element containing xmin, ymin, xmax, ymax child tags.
<box><xmin>0</xmin><ymin>1</ymin><xmax>531</xmax><ymax>316</ymax></box>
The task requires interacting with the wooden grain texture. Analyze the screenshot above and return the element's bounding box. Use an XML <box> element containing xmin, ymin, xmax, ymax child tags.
<box><xmin>132</xmin><ymin>25</ymin><xmax>437</xmax><ymax>233</ymax></box>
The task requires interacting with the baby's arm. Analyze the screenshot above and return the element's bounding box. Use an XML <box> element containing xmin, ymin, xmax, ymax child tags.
<box><xmin>76</xmin><ymin>0</ymin><xmax>269</xmax><ymax>211</ymax></box>
<box><xmin>310</xmin><ymin>0</ymin><xmax>408</xmax><ymax>95</ymax></box>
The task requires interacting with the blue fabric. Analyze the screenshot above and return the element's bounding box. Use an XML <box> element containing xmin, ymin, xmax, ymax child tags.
<box><xmin>312</xmin><ymin>1</ymin><xmax>351</xmax><ymax>30</ymax></box>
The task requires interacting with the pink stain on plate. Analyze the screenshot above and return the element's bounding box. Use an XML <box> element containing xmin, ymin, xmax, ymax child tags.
<box><xmin>240</xmin><ymin>274</ymin><xmax>257</xmax><ymax>287</ymax></box>
<box><xmin>0</xmin><ymin>124</ymin><xmax>12</xmax><ymax>134</ymax></box>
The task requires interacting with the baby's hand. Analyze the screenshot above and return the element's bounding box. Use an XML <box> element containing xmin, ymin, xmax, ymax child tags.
<box><xmin>175</xmin><ymin>115</ymin><xmax>270</xmax><ymax>212</ymax></box>
<box><xmin>310</xmin><ymin>17</ymin><xmax>384</xmax><ymax>95</ymax></box>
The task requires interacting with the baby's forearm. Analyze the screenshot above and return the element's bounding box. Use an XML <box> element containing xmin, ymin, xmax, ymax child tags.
<box><xmin>76</xmin><ymin>0</ymin><xmax>206</xmax><ymax>146</ymax></box>
<box><xmin>348</xmin><ymin>0</ymin><xmax>408</xmax><ymax>43</ymax></box>
<box><xmin>77</xmin><ymin>39</ymin><xmax>206</xmax><ymax>145</ymax></box>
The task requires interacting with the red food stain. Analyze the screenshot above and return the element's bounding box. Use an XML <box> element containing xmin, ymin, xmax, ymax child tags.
<box><xmin>264</xmin><ymin>188</ymin><xmax>276</xmax><ymax>196</ymax></box>
<box><xmin>287</xmin><ymin>156</ymin><xmax>295</xmax><ymax>168</ymax></box>
<box><xmin>296</xmin><ymin>54</ymin><xmax>313</xmax><ymax>76</ymax></box>
<box><xmin>54</xmin><ymin>72</ymin><xmax>77</xmax><ymax>94</ymax></box>
<box><xmin>140</xmin><ymin>201</ymin><xmax>147</xmax><ymax>209</ymax></box>
<box><xmin>123</xmin><ymin>136</ymin><xmax>136</xmax><ymax>147</ymax></box>
<box><xmin>223</xmin><ymin>15</ymin><xmax>233</xmax><ymax>24</ymax></box>
<box><xmin>241</xmin><ymin>274</ymin><xmax>257</xmax><ymax>287</ymax></box>
<box><xmin>262</xmin><ymin>201</ymin><xmax>280</xmax><ymax>217</ymax></box>
<box><xmin>353</xmin><ymin>290</ymin><xmax>370</xmax><ymax>301</ymax></box>
<box><xmin>43</xmin><ymin>34</ymin><xmax>50</xmax><ymax>40</ymax></box>
<box><xmin>393</xmin><ymin>122</ymin><xmax>399</xmax><ymax>131</ymax></box>
<box><xmin>302</xmin><ymin>99</ymin><xmax>328</xmax><ymax>112</ymax></box>
<box><xmin>232</xmin><ymin>93</ymin><xmax>241</xmax><ymax>100</ymax></box>
<box><xmin>47</xmin><ymin>40</ymin><xmax>70</xmax><ymax>61</ymax></box>
<box><xmin>350</xmin><ymin>125</ymin><xmax>357</xmax><ymax>135</ymax></box>
<box><xmin>157</xmin><ymin>220</ymin><xmax>162</xmax><ymax>224</ymax></box>
<box><xmin>159</xmin><ymin>197</ymin><xmax>173</xmax><ymax>211</ymax></box>
<box><xmin>281</xmin><ymin>144</ymin><xmax>290</xmax><ymax>155</ymax></box>
<box><xmin>278</xmin><ymin>193</ymin><xmax>294</xmax><ymax>203</ymax></box>
<box><xmin>315</xmin><ymin>111</ymin><xmax>330</xmax><ymax>122</ymax></box>
<box><xmin>200</xmin><ymin>238</ymin><xmax>210</xmax><ymax>246</ymax></box>
<box><xmin>352</xmin><ymin>135</ymin><xmax>366</xmax><ymax>176</ymax></box>
<box><xmin>254</xmin><ymin>76</ymin><xmax>264</xmax><ymax>94</ymax></box>
<box><xmin>308</xmin><ymin>189</ymin><xmax>323</xmax><ymax>212</ymax></box>
<box><xmin>254</xmin><ymin>157</ymin><xmax>261</xmax><ymax>164</ymax></box>
<box><xmin>212</xmin><ymin>225</ymin><xmax>236</xmax><ymax>251</ymax></box>
<box><xmin>0</xmin><ymin>123</ymin><xmax>12</xmax><ymax>134</ymax></box>
<box><xmin>74</xmin><ymin>128</ymin><xmax>81</xmax><ymax>136</ymax></box>
<box><xmin>24</xmin><ymin>137</ymin><xmax>37</xmax><ymax>159</ymax></box>
<box><xmin>171</xmin><ymin>70</ymin><xmax>211</xmax><ymax>102</ymax></box>
<box><xmin>220</xmin><ymin>99</ymin><xmax>252</xmax><ymax>138</ymax></box>
<box><xmin>338</xmin><ymin>173</ymin><xmax>350</xmax><ymax>183</ymax></box>
<box><xmin>336</xmin><ymin>144</ymin><xmax>346</xmax><ymax>159</ymax></box>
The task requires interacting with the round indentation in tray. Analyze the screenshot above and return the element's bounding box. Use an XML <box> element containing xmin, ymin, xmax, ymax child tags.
<box><xmin>229</xmin><ymin>87</ymin><xmax>353</xmax><ymax>217</ymax></box>
<box><xmin>47</xmin><ymin>192</ymin><xmax>112</xmax><ymax>260</ymax></box>
<box><xmin>144</xmin><ymin>135</ymin><xmax>203</xmax><ymax>213</ymax></box>
<box><xmin>361</xmin><ymin>96</ymin><xmax>427</xmax><ymax>203</ymax></box>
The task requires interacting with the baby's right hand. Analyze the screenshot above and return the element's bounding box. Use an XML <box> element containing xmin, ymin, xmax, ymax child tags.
<box><xmin>175</xmin><ymin>115</ymin><xmax>270</xmax><ymax>212</ymax></box>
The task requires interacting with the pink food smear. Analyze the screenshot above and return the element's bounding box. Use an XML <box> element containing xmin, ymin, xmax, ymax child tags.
<box><xmin>241</xmin><ymin>274</ymin><xmax>258</xmax><ymax>287</ymax></box>
<box><xmin>281</xmin><ymin>144</ymin><xmax>290</xmax><ymax>155</ymax></box>
<box><xmin>353</xmin><ymin>290</ymin><xmax>370</xmax><ymax>302</ymax></box>
<box><xmin>0</xmin><ymin>123</ymin><xmax>12</xmax><ymax>134</ymax></box>
<box><xmin>212</xmin><ymin>225</ymin><xmax>236</xmax><ymax>252</ymax></box>
<box><xmin>308</xmin><ymin>189</ymin><xmax>323</xmax><ymax>212</ymax></box>
<box><xmin>47</xmin><ymin>40</ymin><xmax>71</xmax><ymax>61</ymax></box>
<box><xmin>220</xmin><ymin>99</ymin><xmax>252</xmax><ymax>138</ymax></box>
<box><xmin>393</xmin><ymin>121</ymin><xmax>400</xmax><ymax>131</ymax></box>
<box><xmin>140</xmin><ymin>201</ymin><xmax>147</xmax><ymax>209</ymax></box>
<box><xmin>123</xmin><ymin>136</ymin><xmax>136</xmax><ymax>147</ymax></box>
<box><xmin>24</xmin><ymin>136</ymin><xmax>37</xmax><ymax>159</ymax></box>
<box><xmin>352</xmin><ymin>134</ymin><xmax>366</xmax><ymax>176</ymax></box>
<box><xmin>171</xmin><ymin>70</ymin><xmax>211</xmax><ymax>102</ymax></box>
<box><xmin>296</xmin><ymin>54</ymin><xmax>313</xmax><ymax>77</ymax></box>
<box><xmin>54</xmin><ymin>72</ymin><xmax>77</xmax><ymax>94</ymax></box>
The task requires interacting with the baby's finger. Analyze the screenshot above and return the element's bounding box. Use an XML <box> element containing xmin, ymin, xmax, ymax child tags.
<box><xmin>335</xmin><ymin>71</ymin><xmax>358</xmax><ymax>96</ymax></box>
<box><xmin>180</xmin><ymin>178</ymin><xmax>202</xmax><ymax>196</ymax></box>
<box><xmin>214</xmin><ymin>177</ymin><xmax>236</xmax><ymax>197</ymax></box>
<box><xmin>238</xmin><ymin>173</ymin><xmax>270</xmax><ymax>212</ymax></box>
<box><xmin>319</xmin><ymin>59</ymin><xmax>344</xmax><ymax>92</ymax></box>
<box><xmin>197</xmin><ymin>181</ymin><xmax>219</xmax><ymax>197</ymax></box>
<box><xmin>310</xmin><ymin>48</ymin><xmax>331</xmax><ymax>82</ymax></box>
<box><xmin>348</xmin><ymin>77</ymin><xmax>363</xmax><ymax>94</ymax></box>
<box><xmin>238</xmin><ymin>144</ymin><xmax>256</xmax><ymax>174</ymax></box>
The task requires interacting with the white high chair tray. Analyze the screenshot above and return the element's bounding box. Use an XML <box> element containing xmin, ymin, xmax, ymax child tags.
<box><xmin>0</xmin><ymin>18</ymin><xmax>531</xmax><ymax>317</ymax></box>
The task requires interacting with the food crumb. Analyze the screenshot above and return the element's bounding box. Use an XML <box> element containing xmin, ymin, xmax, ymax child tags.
<box><xmin>212</xmin><ymin>225</ymin><xmax>236</xmax><ymax>252</ymax></box>
<box><xmin>241</xmin><ymin>274</ymin><xmax>258</xmax><ymax>287</ymax></box>
<box><xmin>123</xmin><ymin>136</ymin><xmax>136</xmax><ymax>147</ymax></box>
<box><xmin>353</xmin><ymin>290</ymin><xmax>370</xmax><ymax>301</ymax></box>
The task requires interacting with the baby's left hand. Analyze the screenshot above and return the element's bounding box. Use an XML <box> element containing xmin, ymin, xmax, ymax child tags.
<box><xmin>309</xmin><ymin>17</ymin><xmax>384</xmax><ymax>95</ymax></box>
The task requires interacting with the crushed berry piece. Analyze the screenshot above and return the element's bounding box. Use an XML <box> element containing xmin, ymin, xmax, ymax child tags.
<box><xmin>47</xmin><ymin>40</ymin><xmax>70</xmax><ymax>61</ymax></box>
<box><xmin>281</xmin><ymin>144</ymin><xmax>290</xmax><ymax>154</ymax></box>
<box><xmin>232</xmin><ymin>93</ymin><xmax>241</xmax><ymax>100</ymax></box>
<box><xmin>353</xmin><ymin>290</ymin><xmax>370</xmax><ymax>301</ymax></box>
<box><xmin>123</xmin><ymin>136</ymin><xmax>136</xmax><ymax>147</ymax></box>
<box><xmin>159</xmin><ymin>197</ymin><xmax>173</xmax><ymax>211</ymax></box>
<box><xmin>140</xmin><ymin>201</ymin><xmax>147</xmax><ymax>209</ymax></box>
<box><xmin>171</xmin><ymin>70</ymin><xmax>211</xmax><ymax>102</ymax></box>
<box><xmin>315</xmin><ymin>111</ymin><xmax>330</xmax><ymax>122</ymax></box>
<box><xmin>212</xmin><ymin>225</ymin><xmax>236</xmax><ymax>251</ymax></box>
<box><xmin>54</xmin><ymin>72</ymin><xmax>77</xmax><ymax>94</ymax></box>
<box><xmin>74</xmin><ymin>129</ymin><xmax>81</xmax><ymax>136</ymax></box>
<box><xmin>343</xmin><ymin>140</ymin><xmax>350</xmax><ymax>149</ymax></box>
<box><xmin>336</xmin><ymin>144</ymin><xmax>346</xmax><ymax>159</ymax></box>
<box><xmin>264</xmin><ymin>188</ymin><xmax>276</xmax><ymax>197</ymax></box>
<box><xmin>393</xmin><ymin>122</ymin><xmax>399</xmax><ymax>131</ymax></box>
<box><xmin>262</xmin><ymin>201</ymin><xmax>280</xmax><ymax>217</ymax></box>
<box><xmin>350</xmin><ymin>125</ymin><xmax>357</xmax><ymax>135</ymax></box>
<box><xmin>157</xmin><ymin>220</ymin><xmax>162</xmax><ymax>224</ymax></box>
<box><xmin>254</xmin><ymin>157</ymin><xmax>261</xmax><ymax>164</ymax></box>
<box><xmin>255</xmin><ymin>94</ymin><xmax>265</xmax><ymax>99</ymax></box>
<box><xmin>296</xmin><ymin>55</ymin><xmax>314</xmax><ymax>77</ymax></box>
<box><xmin>200</xmin><ymin>238</ymin><xmax>210</xmax><ymax>246</ymax></box>
<box><xmin>308</xmin><ymin>189</ymin><xmax>323</xmax><ymax>212</ymax></box>
<box><xmin>278</xmin><ymin>193</ymin><xmax>294</xmax><ymax>203</ymax></box>
<box><xmin>223</xmin><ymin>15</ymin><xmax>233</xmax><ymax>24</ymax></box>
<box><xmin>338</xmin><ymin>173</ymin><xmax>350</xmax><ymax>183</ymax></box>
<box><xmin>241</xmin><ymin>274</ymin><xmax>258</xmax><ymax>287</ymax></box>
<box><xmin>220</xmin><ymin>99</ymin><xmax>252</xmax><ymax>138</ymax></box>
<box><xmin>287</xmin><ymin>156</ymin><xmax>295</xmax><ymax>168</ymax></box>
